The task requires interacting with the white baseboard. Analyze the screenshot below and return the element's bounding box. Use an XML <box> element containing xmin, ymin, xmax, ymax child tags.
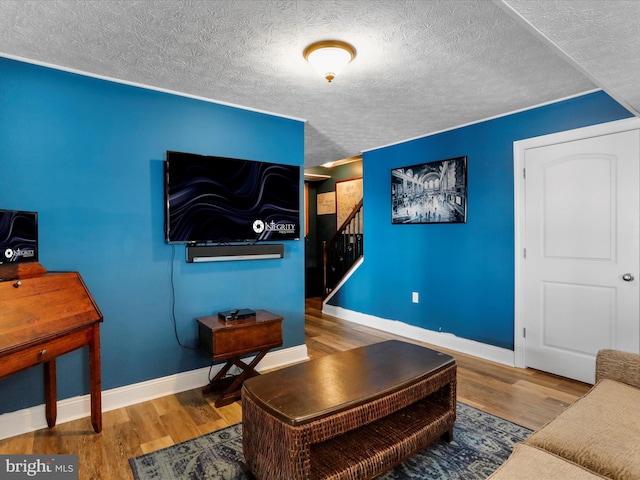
<box><xmin>323</xmin><ymin>304</ymin><xmax>514</xmax><ymax>366</ymax></box>
<box><xmin>0</xmin><ymin>344</ymin><xmax>308</xmax><ymax>441</ymax></box>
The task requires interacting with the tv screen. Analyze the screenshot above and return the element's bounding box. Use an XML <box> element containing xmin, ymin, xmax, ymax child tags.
<box><xmin>0</xmin><ymin>209</ymin><xmax>38</xmax><ymax>265</ymax></box>
<box><xmin>165</xmin><ymin>151</ymin><xmax>301</xmax><ymax>243</ymax></box>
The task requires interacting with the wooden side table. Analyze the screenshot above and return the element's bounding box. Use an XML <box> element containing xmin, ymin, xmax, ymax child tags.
<box><xmin>197</xmin><ymin>309</ymin><xmax>283</xmax><ymax>407</ymax></box>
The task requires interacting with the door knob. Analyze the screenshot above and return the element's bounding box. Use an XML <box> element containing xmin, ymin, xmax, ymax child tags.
<box><xmin>622</xmin><ymin>273</ymin><xmax>635</xmax><ymax>282</ymax></box>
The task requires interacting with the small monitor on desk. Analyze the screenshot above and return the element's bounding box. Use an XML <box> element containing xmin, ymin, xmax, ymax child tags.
<box><xmin>0</xmin><ymin>210</ymin><xmax>38</xmax><ymax>265</ymax></box>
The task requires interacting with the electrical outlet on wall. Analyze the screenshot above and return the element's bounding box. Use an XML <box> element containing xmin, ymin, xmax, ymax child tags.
<box><xmin>412</xmin><ymin>291</ymin><xmax>419</xmax><ymax>303</ymax></box>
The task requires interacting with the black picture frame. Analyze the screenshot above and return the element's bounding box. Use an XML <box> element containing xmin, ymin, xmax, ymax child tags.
<box><xmin>391</xmin><ymin>156</ymin><xmax>467</xmax><ymax>224</ymax></box>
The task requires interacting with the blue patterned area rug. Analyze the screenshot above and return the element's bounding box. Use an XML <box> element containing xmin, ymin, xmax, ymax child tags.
<box><xmin>129</xmin><ymin>402</ymin><xmax>531</xmax><ymax>480</ymax></box>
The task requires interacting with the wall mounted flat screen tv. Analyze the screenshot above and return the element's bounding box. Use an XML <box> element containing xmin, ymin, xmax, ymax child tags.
<box><xmin>0</xmin><ymin>209</ymin><xmax>38</xmax><ymax>265</ymax></box>
<box><xmin>165</xmin><ymin>151</ymin><xmax>301</xmax><ymax>243</ymax></box>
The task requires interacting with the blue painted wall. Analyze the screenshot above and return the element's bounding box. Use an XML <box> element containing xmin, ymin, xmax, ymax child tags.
<box><xmin>328</xmin><ymin>91</ymin><xmax>633</xmax><ymax>350</ymax></box>
<box><xmin>0</xmin><ymin>58</ymin><xmax>305</xmax><ymax>414</ymax></box>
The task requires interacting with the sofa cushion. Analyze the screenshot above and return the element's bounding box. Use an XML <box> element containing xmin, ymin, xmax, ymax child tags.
<box><xmin>488</xmin><ymin>444</ymin><xmax>608</xmax><ymax>479</ymax></box>
<box><xmin>525</xmin><ymin>379</ymin><xmax>640</xmax><ymax>480</ymax></box>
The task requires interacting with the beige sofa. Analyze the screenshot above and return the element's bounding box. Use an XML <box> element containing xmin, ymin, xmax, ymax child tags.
<box><xmin>488</xmin><ymin>349</ymin><xmax>640</xmax><ymax>480</ymax></box>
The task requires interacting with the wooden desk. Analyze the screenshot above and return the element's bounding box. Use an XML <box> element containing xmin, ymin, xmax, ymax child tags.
<box><xmin>197</xmin><ymin>309</ymin><xmax>283</xmax><ymax>407</ymax></box>
<box><xmin>0</xmin><ymin>262</ymin><xmax>103</xmax><ymax>433</ymax></box>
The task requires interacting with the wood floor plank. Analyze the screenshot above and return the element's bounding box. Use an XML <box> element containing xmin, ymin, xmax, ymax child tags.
<box><xmin>175</xmin><ymin>389</ymin><xmax>222</xmax><ymax>426</ymax></box>
<box><xmin>150</xmin><ymin>393</ymin><xmax>183</xmax><ymax>417</ymax></box>
<box><xmin>0</xmin><ymin>431</ymin><xmax>33</xmax><ymax>454</ymax></box>
<box><xmin>77</xmin><ymin>424</ymin><xmax>107</xmax><ymax>480</ymax></box>
<box><xmin>101</xmin><ymin>421</ymin><xmax>142</xmax><ymax>479</ymax></box>
<box><xmin>140</xmin><ymin>435</ymin><xmax>174</xmax><ymax>454</ymax></box>
<box><xmin>196</xmin><ymin>417</ymin><xmax>234</xmax><ymax>436</ymax></box>
<box><xmin>160</xmin><ymin>409</ymin><xmax>203</xmax><ymax>444</ymax></box>
<box><xmin>214</xmin><ymin>401</ymin><xmax>242</xmax><ymax>426</ymax></box>
<box><xmin>125</xmin><ymin>401</ymin><xmax>169</xmax><ymax>446</ymax></box>
<box><xmin>102</xmin><ymin>407</ymin><xmax>130</xmax><ymax>429</ymax></box>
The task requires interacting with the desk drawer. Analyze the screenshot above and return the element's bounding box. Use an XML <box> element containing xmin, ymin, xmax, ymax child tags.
<box><xmin>0</xmin><ymin>326</ymin><xmax>94</xmax><ymax>378</ymax></box>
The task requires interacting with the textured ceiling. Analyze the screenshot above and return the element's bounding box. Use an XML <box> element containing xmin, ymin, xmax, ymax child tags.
<box><xmin>0</xmin><ymin>0</ymin><xmax>638</xmax><ymax>166</ymax></box>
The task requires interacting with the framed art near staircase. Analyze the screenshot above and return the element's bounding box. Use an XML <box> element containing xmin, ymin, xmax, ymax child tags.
<box><xmin>336</xmin><ymin>177</ymin><xmax>363</xmax><ymax>229</ymax></box>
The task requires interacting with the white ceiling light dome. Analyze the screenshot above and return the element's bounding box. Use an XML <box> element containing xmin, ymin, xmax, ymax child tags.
<box><xmin>303</xmin><ymin>40</ymin><xmax>356</xmax><ymax>82</ymax></box>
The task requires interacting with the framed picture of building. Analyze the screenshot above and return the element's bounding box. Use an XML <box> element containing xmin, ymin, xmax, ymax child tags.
<box><xmin>391</xmin><ymin>156</ymin><xmax>467</xmax><ymax>224</ymax></box>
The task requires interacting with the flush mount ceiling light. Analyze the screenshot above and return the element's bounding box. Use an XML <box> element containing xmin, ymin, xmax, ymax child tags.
<box><xmin>303</xmin><ymin>40</ymin><xmax>356</xmax><ymax>82</ymax></box>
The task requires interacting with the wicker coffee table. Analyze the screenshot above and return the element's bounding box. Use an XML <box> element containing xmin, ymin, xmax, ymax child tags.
<box><xmin>242</xmin><ymin>340</ymin><xmax>457</xmax><ymax>480</ymax></box>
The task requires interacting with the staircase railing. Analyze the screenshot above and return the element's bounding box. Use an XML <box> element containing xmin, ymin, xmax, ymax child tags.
<box><xmin>322</xmin><ymin>199</ymin><xmax>363</xmax><ymax>299</ymax></box>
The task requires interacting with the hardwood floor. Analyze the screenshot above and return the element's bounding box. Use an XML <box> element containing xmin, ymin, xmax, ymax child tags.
<box><xmin>0</xmin><ymin>297</ymin><xmax>591</xmax><ymax>479</ymax></box>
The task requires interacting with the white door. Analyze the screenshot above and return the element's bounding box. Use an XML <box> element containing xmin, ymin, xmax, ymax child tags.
<box><xmin>516</xmin><ymin>122</ymin><xmax>640</xmax><ymax>384</ymax></box>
